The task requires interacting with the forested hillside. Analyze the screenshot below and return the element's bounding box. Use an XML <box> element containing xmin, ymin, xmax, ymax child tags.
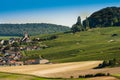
<box><xmin>83</xmin><ymin>7</ymin><xmax>120</xmax><ymax>28</ymax></box>
<box><xmin>0</xmin><ymin>23</ymin><xmax>70</xmax><ymax>36</ymax></box>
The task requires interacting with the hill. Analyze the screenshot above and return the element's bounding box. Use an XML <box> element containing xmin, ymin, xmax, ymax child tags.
<box><xmin>83</xmin><ymin>7</ymin><xmax>120</xmax><ymax>28</ymax></box>
<box><xmin>25</xmin><ymin>27</ymin><xmax>120</xmax><ymax>63</ymax></box>
<box><xmin>0</xmin><ymin>23</ymin><xmax>70</xmax><ymax>36</ymax></box>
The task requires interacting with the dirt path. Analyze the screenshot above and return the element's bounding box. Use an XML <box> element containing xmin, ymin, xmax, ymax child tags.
<box><xmin>0</xmin><ymin>61</ymin><xmax>102</xmax><ymax>78</ymax></box>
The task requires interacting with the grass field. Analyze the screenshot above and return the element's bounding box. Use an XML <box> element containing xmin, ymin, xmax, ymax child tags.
<box><xmin>25</xmin><ymin>27</ymin><xmax>120</xmax><ymax>63</ymax></box>
<box><xmin>0</xmin><ymin>72</ymin><xmax>85</xmax><ymax>80</ymax></box>
<box><xmin>0</xmin><ymin>72</ymin><xmax>79</xmax><ymax>80</ymax></box>
<box><xmin>0</xmin><ymin>36</ymin><xmax>20</xmax><ymax>40</ymax></box>
<box><xmin>88</xmin><ymin>76</ymin><xmax>119</xmax><ymax>80</ymax></box>
<box><xmin>0</xmin><ymin>72</ymin><xmax>50</xmax><ymax>80</ymax></box>
<box><xmin>113</xmin><ymin>74</ymin><xmax>120</xmax><ymax>79</ymax></box>
<box><xmin>0</xmin><ymin>72</ymin><xmax>119</xmax><ymax>80</ymax></box>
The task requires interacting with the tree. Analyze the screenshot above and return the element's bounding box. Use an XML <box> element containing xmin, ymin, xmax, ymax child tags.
<box><xmin>14</xmin><ymin>47</ymin><xmax>19</xmax><ymax>52</ymax></box>
<box><xmin>3</xmin><ymin>40</ymin><xmax>9</xmax><ymax>45</ymax></box>
<box><xmin>110</xmin><ymin>21</ymin><xmax>114</xmax><ymax>26</ymax></box>
<box><xmin>3</xmin><ymin>45</ymin><xmax>10</xmax><ymax>50</ymax></box>
<box><xmin>11</xmin><ymin>42</ymin><xmax>19</xmax><ymax>47</ymax></box>
<box><xmin>71</xmin><ymin>24</ymin><xmax>80</xmax><ymax>33</ymax></box>
<box><xmin>108</xmin><ymin>58</ymin><xmax>116</xmax><ymax>66</ymax></box>
<box><xmin>83</xmin><ymin>17</ymin><xmax>90</xmax><ymax>30</ymax></box>
<box><xmin>76</xmin><ymin>16</ymin><xmax>82</xmax><ymax>25</ymax></box>
<box><xmin>113</xmin><ymin>17</ymin><xmax>118</xmax><ymax>23</ymax></box>
<box><xmin>71</xmin><ymin>16</ymin><xmax>84</xmax><ymax>33</ymax></box>
<box><xmin>83</xmin><ymin>7</ymin><xmax>120</xmax><ymax>28</ymax></box>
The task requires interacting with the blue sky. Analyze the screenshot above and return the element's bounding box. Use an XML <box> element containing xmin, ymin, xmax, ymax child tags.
<box><xmin>0</xmin><ymin>0</ymin><xmax>120</xmax><ymax>27</ymax></box>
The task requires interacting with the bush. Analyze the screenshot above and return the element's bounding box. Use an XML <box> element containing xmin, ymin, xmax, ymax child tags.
<box><xmin>85</xmin><ymin>74</ymin><xmax>94</xmax><ymax>78</ymax></box>
<box><xmin>79</xmin><ymin>75</ymin><xmax>84</xmax><ymax>78</ymax></box>
<box><xmin>12</xmin><ymin>42</ymin><xmax>19</xmax><ymax>47</ymax></box>
<box><xmin>96</xmin><ymin>58</ymin><xmax>118</xmax><ymax>68</ymax></box>
<box><xmin>79</xmin><ymin>73</ymin><xmax>109</xmax><ymax>78</ymax></box>
<box><xmin>70</xmin><ymin>76</ymin><xmax>74</xmax><ymax>78</ymax></box>
<box><xmin>94</xmin><ymin>73</ymin><xmax>106</xmax><ymax>77</ymax></box>
<box><xmin>107</xmin><ymin>73</ymin><xmax>110</xmax><ymax>76</ymax></box>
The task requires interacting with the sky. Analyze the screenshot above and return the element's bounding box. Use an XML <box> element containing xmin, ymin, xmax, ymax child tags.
<box><xmin>0</xmin><ymin>0</ymin><xmax>120</xmax><ymax>27</ymax></box>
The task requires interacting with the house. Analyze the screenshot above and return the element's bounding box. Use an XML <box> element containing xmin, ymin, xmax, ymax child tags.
<box><xmin>0</xmin><ymin>40</ymin><xmax>4</xmax><ymax>45</ymax></box>
<box><xmin>4</xmin><ymin>50</ymin><xmax>22</xmax><ymax>63</ymax></box>
<box><xmin>24</xmin><ymin>59</ymin><xmax>50</xmax><ymax>65</ymax></box>
<box><xmin>8</xmin><ymin>60</ymin><xmax>16</xmax><ymax>66</ymax></box>
<box><xmin>9</xmin><ymin>38</ymin><xmax>15</xmax><ymax>44</ymax></box>
<box><xmin>25</xmin><ymin>46</ymin><xmax>33</xmax><ymax>51</ymax></box>
<box><xmin>24</xmin><ymin>59</ymin><xmax>40</xmax><ymax>65</ymax></box>
<box><xmin>24</xmin><ymin>46</ymin><xmax>41</xmax><ymax>51</ymax></box>
<box><xmin>15</xmin><ymin>61</ymin><xmax>23</xmax><ymax>66</ymax></box>
<box><xmin>40</xmin><ymin>59</ymin><xmax>50</xmax><ymax>64</ymax></box>
<box><xmin>21</xmin><ymin>32</ymin><xmax>31</xmax><ymax>42</ymax></box>
<box><xmin>13</xmin><ymin>56</ymin><xmax>19</xmax><ymax>60</ymax></box>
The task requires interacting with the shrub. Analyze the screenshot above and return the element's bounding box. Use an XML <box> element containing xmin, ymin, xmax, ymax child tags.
<box><xmin>85</xmin><ymin>74</ymin><xmax>94</xmax><ymax>78</ymax></box>
<box><xmin>80</xmin><ymin>73</ymin><xmax>109</xmax><ymax>78</ymax></box>
<box><xmin>70</xmin><ymin>76</ymin><xmax>74</xmax><ymax>78</ymax></box>
<box><xmin>94</xmin><ymin>73</ymin><xmax>106</xmax><ymax>77</ymax></box>
<box><xmin>12</xmin><ymin>42</ymin><xmax>20</xmax><ymax>47</ymax></box>
<box><xmin>79</xmin><ymin>75</ymin><xmax>84</xmax><ymax>78</ymax></box>
<box><xmin>107</xmin><ymin>73</ymin><xmax>110</xmax><ymax>76</ymax></box>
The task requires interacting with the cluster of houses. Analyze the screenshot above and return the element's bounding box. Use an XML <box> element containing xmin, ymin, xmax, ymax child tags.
<box><xmin>0</xmin><ymin>51</ymin><xmax>23</xmax><ymax>66</ymax></box>
<box><xmin>0</xmin><ymin>32</ymin><xmax>30</xmax><ymax>45</ymax></box>
<box><xmin>0</xmin><ymin>33</ymin><xmax>49</xmax><ymax>66</ymax></box>
<box><xmin>20</xmin><ymin>46</ymin><xmax>41</xmax><ymax>51</ymax></box>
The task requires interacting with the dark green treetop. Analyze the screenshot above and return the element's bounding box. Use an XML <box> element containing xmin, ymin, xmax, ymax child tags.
<box><xmin>71</xmin><ymin>16</ymin><xmax>84</xmax><ymax>33</ymax></box>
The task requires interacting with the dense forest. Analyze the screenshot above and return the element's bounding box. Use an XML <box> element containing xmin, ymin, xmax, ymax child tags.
<box><xmin>0</xmin><ymin>23</ymin><xmax>70</xmax><ymax>36</ymax></box>
<box><xmin>83</xmin><ymin>7</ymin><xmax>120</xmax><ymax>28</ymax></box>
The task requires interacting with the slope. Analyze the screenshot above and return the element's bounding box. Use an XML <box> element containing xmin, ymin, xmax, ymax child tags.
<box><xmin>25</xmin><ymin>27</ymin><xmax>120</xmax><ymax>63</ymax></box>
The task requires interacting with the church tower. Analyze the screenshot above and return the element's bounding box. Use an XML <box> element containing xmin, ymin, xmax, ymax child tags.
<box><xmin>21</xmin><ymin>32</ymin><xmax>30</xmax><ymax>42</ymax></box>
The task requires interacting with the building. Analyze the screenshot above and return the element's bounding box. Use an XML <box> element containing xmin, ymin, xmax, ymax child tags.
<box><xmin>21</xmin><ymin>32</ymin><xmax>31</xmax><ymax>42</ymax></box>
<box><xmin>24</xmin><ymin>59</ymin><xmax>50</xmax><ymax>65</ymax></box>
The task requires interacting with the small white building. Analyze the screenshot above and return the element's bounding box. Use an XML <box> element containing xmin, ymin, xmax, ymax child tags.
<box><xmin>0</xmin><ymin>40</ymin><xmax>4</xmax><ymax>45</ymax></box>
<box><xmin>40</xmin><ymin>59</ymin><xmax>50</xmax><ymax>64</ymax></box>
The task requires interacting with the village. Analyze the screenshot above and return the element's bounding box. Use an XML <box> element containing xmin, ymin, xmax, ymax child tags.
<box><xmin>0</xmin><ymin>33</ymin><xmax>49</xmax><ymax>66</ymax></box>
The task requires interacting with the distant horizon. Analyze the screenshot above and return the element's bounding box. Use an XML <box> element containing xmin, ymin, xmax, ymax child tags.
<box><xmin>0</xmin><ymin>0</ymin><xmax>120</xmax><ymax>27</ymax></box>
<box><xmin>0</xmin><ymin>22</ymin><xmax>70</xmax><ymax>27</ymax></box>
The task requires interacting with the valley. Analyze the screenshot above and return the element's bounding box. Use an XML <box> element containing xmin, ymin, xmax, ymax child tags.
<box><xmin>0</xmin><ymin>6</ymin><xmax>120</xmax><ymax>80</ymax></box>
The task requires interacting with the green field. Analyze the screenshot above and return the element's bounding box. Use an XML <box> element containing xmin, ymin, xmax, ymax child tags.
<box><xmin>113</xmin><ymin>74</ymin><xmax>120</xmax><ymax>79</ymax></box>
<box><xmin>0</xmin><ymin>72</ymin><xmax>48</xmax><ymax>80</ymax></box>
<box><xmin>0</xmin><ymin>72</ymin><xmax>85</xmax><ymax>80</ymax></box>
<box><xmin>24</xmin><ymin>27</ymin><xmax>120</xmax><ymax>63</ymax></box>
<box><xmin>0</xmin><ymin>36</ymin><xmax>20</xmax><ymax>40</ymax></box>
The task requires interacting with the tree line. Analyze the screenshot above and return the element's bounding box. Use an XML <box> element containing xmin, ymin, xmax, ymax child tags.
<box><xmin>0</xmin><ymin>23</ymin><xmax>70</xmax><ymax>36</ymax></box>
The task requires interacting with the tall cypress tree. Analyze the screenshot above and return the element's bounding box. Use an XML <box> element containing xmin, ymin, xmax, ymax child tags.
<box><xmin>76</xmin><ymin>16</ymin><xmax>82</xmax><ymax>25</ymax></box>
<box><xmin>71</xmin><ymin>16</ymin><xmax>84</xmax><ymax>33</ymax></box>
<box><xmin>85</xmin><ymin>17</ymin><xmax>90</xmax><ymax>30</ymax></box>
<box><xmin>83</xmin><ymin>17</ymin><xmax>90</xmax><ymax>30</ymax></box>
